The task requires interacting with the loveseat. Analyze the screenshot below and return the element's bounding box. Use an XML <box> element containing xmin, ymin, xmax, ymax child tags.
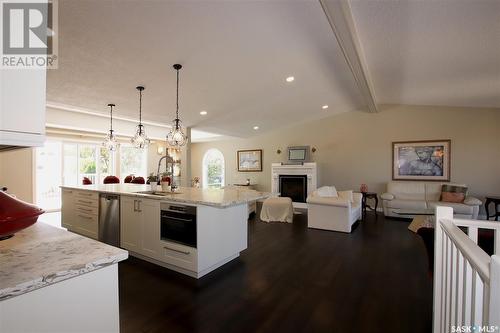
<box><xmin>381</xmin><ymin>181</ymin><xmax>481</xmax><ymax>219</ymax></box>
<box><xmin>307</xmin><ymin>186</ymin><xmax>362</xmax><ymax>233</ymax></box>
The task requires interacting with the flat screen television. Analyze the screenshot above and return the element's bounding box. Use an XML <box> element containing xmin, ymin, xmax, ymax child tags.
<box><xmin>287</xmin><ymin>146</ymin><xmax>309</xmax><ymax>162</ymax></box>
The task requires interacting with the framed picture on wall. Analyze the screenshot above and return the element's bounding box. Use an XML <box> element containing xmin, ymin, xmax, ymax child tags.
<box><xmin>237</xmin><ymin>149</ymin><xmax>263</xmax><ymax>172</ymax></box>
<box><xmin>392</xmin><ymin>140</ymin><xmax>451</xmax><ymax>181</ymax></box>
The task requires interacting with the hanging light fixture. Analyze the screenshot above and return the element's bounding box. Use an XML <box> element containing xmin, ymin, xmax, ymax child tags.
<box><xmin>166</xmin><ymin>64</ymin><xmax>188</xmax><ymax>147</ymax></box>
<box><xmin>103</xmin><ymin>103</ymin><xmax>118</xmax><ymax>151</ymax></box>
<box><xmin>131</xmin><ymin>86</ymin><xmax>150</xmax><ymax>149</ymax></box>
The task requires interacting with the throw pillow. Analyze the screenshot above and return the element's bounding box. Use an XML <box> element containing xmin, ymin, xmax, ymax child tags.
<box><xmin>440</xmin><ymin>184</ymin><xmax>467</xmax><ymax>203</ymax></box>
<box><xmin>316</xmin><ymin>186</ymin><xmax>338</xmax><ymax>198</ymax></box>
<box><xmin>338</xmin><ymin>190</ymin><xmax>354</xmax><ymax>203</ymax></box>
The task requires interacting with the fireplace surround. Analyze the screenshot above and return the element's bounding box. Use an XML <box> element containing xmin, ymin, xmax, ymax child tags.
<box><xmin>271</xmin><ymin>163</ymin><xmax>317</xmax><ymax>208</ymax></box>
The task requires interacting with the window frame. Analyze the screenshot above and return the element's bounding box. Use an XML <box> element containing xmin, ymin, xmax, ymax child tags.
<box><xmin>202</xmin><ymin>148</ymin><xmax>225</xmax><ymax>189</ymax></box>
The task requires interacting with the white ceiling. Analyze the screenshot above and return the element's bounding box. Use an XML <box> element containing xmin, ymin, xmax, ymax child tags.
<box><xmin>47</xmin><ymin>1</ymin><xmax>500</xmax><ymax>141</ymax></box>
<box><xmin>47</xmin><ymin>0</ymin><xmax>363</xmax><ymax>139</ymax></box>
<box><xmin>349</xmin><ymin>0</ymin><xmax>500</xmax><ymax>108</ymax></box>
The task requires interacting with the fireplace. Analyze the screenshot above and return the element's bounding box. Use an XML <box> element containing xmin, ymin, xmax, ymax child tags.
<box><xmin>279</xmin><ymin>175</ymin><xmax>307</xmax><ymax>203</ymax></box>
<box><xmin>271</xmin><ymin>162</ymin><xmax>317</xmax><ymax>208</ymax></box>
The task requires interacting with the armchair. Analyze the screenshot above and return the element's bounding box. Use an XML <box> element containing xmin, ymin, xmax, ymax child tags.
<box><xmin>307</xmin><ymin>187</ymin><xmax>362</xmax><ymax>233</ymax></box>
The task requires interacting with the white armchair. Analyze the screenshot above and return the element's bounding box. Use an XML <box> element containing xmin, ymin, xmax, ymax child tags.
<box><xmin>306</xmin><ymin>187</ymin><xmax>362</xmax><ymax>233</ymax></box>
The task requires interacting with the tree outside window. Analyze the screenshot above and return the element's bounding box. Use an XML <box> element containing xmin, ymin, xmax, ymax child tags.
<box><xmin>203</xmin><ymin>149</ymin><xmax>225</xmax><ymax>188</ymax></box>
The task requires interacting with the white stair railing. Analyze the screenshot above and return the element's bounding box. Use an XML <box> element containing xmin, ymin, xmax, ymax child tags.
<box><xmin>434</xmin><ymin>206</ymin><xmax>500</xmax><ymax>333</ymax></box>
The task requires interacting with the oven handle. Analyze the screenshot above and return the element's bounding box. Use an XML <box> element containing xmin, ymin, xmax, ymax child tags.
<box><xmin>161</xmin><ymin>215</ymin><xmax>194</xmax><ymax>222</ymax></box>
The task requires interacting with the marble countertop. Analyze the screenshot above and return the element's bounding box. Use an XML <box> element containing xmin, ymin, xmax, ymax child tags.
<box><xmin>61</xmin><ymin>184</ymin><xmax>270</xmax><ymax>208</ymax></box>
<box><xmin>0</xmin><ymin>223</ymin><xmax>128</xmax><ymax>301</ymax></box>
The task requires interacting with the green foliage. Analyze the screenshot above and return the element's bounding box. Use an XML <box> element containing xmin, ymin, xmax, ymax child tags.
<box><xmin>207</xmin><ymin>160</ymin><xmax>223</xmax><ymax>188</ymax></box>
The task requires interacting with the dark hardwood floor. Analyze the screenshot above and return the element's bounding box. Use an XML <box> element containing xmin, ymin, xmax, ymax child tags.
<box><xmin>119</xmin><ymin>208</ymin><xmax>432</xmax><ymax>333</ymax></box>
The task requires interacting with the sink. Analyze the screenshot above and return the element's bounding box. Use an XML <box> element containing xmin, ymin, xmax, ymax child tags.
<box><xmin>135</xmin><ymin>191</ymin><xmax>183</xmax><ymax>196</ymax></box>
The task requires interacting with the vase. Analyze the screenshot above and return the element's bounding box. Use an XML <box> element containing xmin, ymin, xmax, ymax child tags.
<box><xmin>360</xmin><ymin>184</ymin><xmax>368</xmax><ymax>193</ymax></box>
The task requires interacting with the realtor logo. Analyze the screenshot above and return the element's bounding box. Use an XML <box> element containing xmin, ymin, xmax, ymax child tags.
<box><xmin>1</xmin><ymin>0</ymin><xmax>58</xmax><ymax>68</ymax></box>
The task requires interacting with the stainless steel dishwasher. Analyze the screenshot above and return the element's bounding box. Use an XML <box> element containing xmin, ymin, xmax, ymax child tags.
<box><xmin>99</xmin><ymin>194</ymin><xmax>120</xmax><ymax>247</ymax></box>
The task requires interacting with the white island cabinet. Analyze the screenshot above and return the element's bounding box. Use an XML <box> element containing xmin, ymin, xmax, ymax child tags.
<box><xmin>61</xmin><ymin>189</ymin><xmax>99</xmax><ymax>239</ymax></box>
<box><xmin>60</xmin><ymin>184</ymin><xmax>270</xmax><ymax>278</ymax></box>
<box><xmin>120</xmin><ymin>196</ymin><xmax>160</xmax><ymax>258</ymax></box>
<box><xmin>0</xmin><ymin>223</ymin><xmax>128</xmax><ymax>333</ymax></box>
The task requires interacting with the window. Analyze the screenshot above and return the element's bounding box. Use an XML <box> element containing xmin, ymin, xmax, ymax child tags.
<box><xmin>120</xmin><ymin>145</ymin><xmax>148</xmax><ymax>178</ymax></box>
<box><xmin>202</xmin><ymin>149</ymin><xmax>225</xmax><ymax>188</ymax></box>
<box><xmin>35</xmin><ymin>141</ymin><xmax>62</xmax><ymax>211</ymax></box>
<box><xmin>61</xmin><ymin>143</ymin><xmax>116</xmax><ymax>186</ymax></box>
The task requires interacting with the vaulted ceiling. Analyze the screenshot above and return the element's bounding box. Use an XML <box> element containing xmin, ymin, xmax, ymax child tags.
<box><xmin>47</xmin><ymin>0</ymin><xmax>500</xmax><ymax>140</ymax></box>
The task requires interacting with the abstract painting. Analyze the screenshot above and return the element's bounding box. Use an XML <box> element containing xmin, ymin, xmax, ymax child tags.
<box><xmin>237</xmin><ymin>149</ymin><xmax>262</xmax><ymax>172</ymax></box>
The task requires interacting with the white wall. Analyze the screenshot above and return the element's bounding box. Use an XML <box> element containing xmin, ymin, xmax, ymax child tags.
<box><xmin>191</xmin><ymin>105</ymin><xmax>500</xmax><ymax>203</ymax></box>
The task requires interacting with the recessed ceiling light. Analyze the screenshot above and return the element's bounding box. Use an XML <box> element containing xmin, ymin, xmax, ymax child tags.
<box><xmin>285</xmin><ymin>76</ymin><xmax>295</xmax><ymax>83</ymax></box>
<box><xmin>200</xmin><ymin>110</ymin><xmax>207</xmax><ymax>115</ymax></box>
<box><xmin>253</xmin><ymin>126</ymin><xmax>259</xmax><ymax>130</ymax></box>
<box><xmin>322</xmin><ymin>105</ymin><xmax>329</xmax><ymax>109</ymax></box>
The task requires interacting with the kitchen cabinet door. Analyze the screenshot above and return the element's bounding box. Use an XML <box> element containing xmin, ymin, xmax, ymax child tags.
<box><xmin>120</xmin><ymin>196</ymin><xmax>142</xmax><ymax>253</ymax></box>
<box><xmin>0</xmin><ymin>69</ymin><xmax>46</xmax><ymax>146</ymax></box>
<box><xmin>140</xmin><ymin>199</ymin><xmax>160</xmax><ymax>259</ymax></box>
<box><xmin>61</xmin><ymin>189</ymin><xmax>75</xmax><ymax>230</ymax></box>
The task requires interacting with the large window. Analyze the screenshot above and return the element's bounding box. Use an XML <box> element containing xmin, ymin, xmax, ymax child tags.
<box><xmin>62</xmin><ymin>143</ymin><xmax>116</xmax><ymax>185</ymax></box>
<box><xmin>202</xmin><ymin>149</ymin><xmax>225</xmax><ymax>188</ymax></box>
<box><xmin>35</xmin><ymin>139</ymin><xmax>148</xmax><ymax>212</ymax></box>
<box><xmin>35</xmin><ymin>141</ymin><xmax>62</xmax><ymax>211</ymax></box>
<box><xmin>120</xmin><ymin>145</ymin><xmax>148</xmax><ymax>178</ymax></box>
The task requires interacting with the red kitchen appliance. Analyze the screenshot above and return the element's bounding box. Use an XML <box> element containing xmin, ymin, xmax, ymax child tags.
<box><xmin>0</xmin><ymin>191</ymin><xmax>45</xmax><ymax>240</ymax></box>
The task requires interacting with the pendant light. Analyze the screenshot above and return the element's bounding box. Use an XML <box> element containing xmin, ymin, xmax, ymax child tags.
<box><xmin>131</xmin><ymin>86</ymin><xmax>150</xmax><ymax>149</ymax></box>
<box><xmin>103</xmin><ymin>103</ymin><xmax>118</xmax><ymax>151</ymax></box>
<box><xmin>166</xmin><ymin>64</ymin><xmax>188</xmax><ymax>147</ymax></box>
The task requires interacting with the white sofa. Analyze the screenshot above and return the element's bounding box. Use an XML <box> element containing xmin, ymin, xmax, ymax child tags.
<box><xmin>306</xmin><ymin>187</ymin><xmax>362</xmax><ymax>233</ymax></box>
<box><xmin>381</xmin><ymin>181</ymin><xmax>481</xmax><ymax>219</ymax></box>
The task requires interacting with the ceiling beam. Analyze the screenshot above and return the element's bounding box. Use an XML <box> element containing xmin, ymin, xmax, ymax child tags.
<box><xmin>319</xmin><ymin>0</ymin><xmax>378</xmax><ymax>113</ymax></box>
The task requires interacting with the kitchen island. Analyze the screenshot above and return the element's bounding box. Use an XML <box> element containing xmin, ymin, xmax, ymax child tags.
<box><xmin>0</xmin><ymin>222</ymin><xmax>128</xmax><ymax>332</ymax></box>
<box><xmin>61</xmin><ymin>184</ymin><xmax>269</xmax><ymax>278</ymax></box>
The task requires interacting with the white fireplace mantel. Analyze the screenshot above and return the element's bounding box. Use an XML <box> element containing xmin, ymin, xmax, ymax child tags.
<box><xmin>271</xmin><ymin>162</ymin><xmax>317</xmax><ymax>208</ymax></box>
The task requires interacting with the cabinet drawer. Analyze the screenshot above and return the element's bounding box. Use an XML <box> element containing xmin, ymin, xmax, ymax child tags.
<box><xmin>158</xmin><ymin>241</ymin><xmax>197</xmax><ymax>271</ymax></box>
<box><xmin>74</xmin><ymin>205</ymin><xmax>99</xmax><ymax>216</ymax></box>
<box><xmin>74</xmin><ymin>197</ymin><xmax>99</xmax><ymax>208</ymax></box>
<box><xmin>75</xmin><ymin>213</ymin><xmax>98</xmax><ymax>239</ymax></box>
<box><xmin>75</xmin><ymin>191</ymin><xmax>99</xmax><ymax>201</ymax></box>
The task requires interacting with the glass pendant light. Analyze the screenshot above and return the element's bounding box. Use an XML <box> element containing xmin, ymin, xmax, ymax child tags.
<box><xmin>103</xmin><ymin>103</ymin><xmax>118</xmax><ymax>151</ymax></box>
<box><xmin>131</xmin><ymin>86</ymin><xmax>150</xmax><ymax>149</ymax></box>
<box><xmin>166</xmin><ymin>64</ymin><xmax>188</xmax><ymax>147</ymax></box>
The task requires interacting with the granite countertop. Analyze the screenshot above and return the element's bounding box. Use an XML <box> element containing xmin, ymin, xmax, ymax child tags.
<box><xmin>0</xmin><ymin>223</ymin><xmax>128</xmax><ymax>301</ymax></box>
<box><xmin>61</xmin><ymin>184</ymin><xmax>270</xmax><ymax>208</ymax></box>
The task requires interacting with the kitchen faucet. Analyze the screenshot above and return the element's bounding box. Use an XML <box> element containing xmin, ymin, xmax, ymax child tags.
<box><xmin>156</xmin><ymin>154</ymin><xmax>174</xmax><ymax>186</ymax></box>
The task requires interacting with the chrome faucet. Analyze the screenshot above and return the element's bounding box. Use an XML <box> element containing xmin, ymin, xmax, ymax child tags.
<box><xmin>156</xmin><ymin>154</ymin><xmax>174</xmax><ymax>185</ymax></box>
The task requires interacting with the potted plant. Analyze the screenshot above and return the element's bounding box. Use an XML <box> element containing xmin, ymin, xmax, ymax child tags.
<box><xmin>147</xmin><ymin>173</ymin><xmax>158</xmax><ymax>191</ymax></box>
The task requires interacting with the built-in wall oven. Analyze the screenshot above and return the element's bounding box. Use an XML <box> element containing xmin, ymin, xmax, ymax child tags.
<box><xmin>160</xmin><ymin>203</ymin><xmax>197</xmax><ymax>248</ymax></box>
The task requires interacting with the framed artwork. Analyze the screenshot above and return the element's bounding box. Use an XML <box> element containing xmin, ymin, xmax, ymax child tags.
<box><xmin>237</xmin><ymin>149</ymin><xmax>263</xmax><ymax>172</ymax></box>
<box><xmin>392</xmin><ymin>140</ymin><xmax>451</xmax><ymax>181</ymax></box>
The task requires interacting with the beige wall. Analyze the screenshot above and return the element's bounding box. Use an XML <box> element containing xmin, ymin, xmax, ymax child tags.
<box><xmin>191</xmin><ymin>105</ymin><xmax>500</xmax><ymax>202</ymax></box>
<box><xmin>0</xmin><ymin>148</ymin><xmax>35</xmax><ymax>203</ymax></box>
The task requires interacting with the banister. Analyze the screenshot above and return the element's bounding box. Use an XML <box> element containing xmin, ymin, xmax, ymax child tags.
<box><xmin>440</xmin><ymin>219</ymin><xmax>491</xmax><ymax>282</ymax></box>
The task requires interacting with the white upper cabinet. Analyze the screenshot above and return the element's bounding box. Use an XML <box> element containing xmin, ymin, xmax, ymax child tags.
<box><xmin>0</xmin><ymin>68</ymin><xmax>46</xmax><ymax>147</ymax></box>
